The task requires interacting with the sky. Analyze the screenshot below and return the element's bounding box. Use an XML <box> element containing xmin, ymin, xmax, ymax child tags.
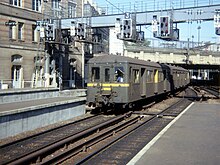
<box><xmin>93</xmin><ymin>0</ymin><xmax>220</xmax><ymax>44</ymax></box>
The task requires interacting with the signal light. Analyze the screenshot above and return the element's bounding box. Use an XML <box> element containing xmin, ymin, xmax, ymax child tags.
<box><xmin>159</xmin><ymin>16</ymin><xmax>170</xmax><ymax>37</ymax></box>
<box><xmin>121</xmin><ymin>19</ymin><xmax>133</xmax><ymax>39</ymax></box>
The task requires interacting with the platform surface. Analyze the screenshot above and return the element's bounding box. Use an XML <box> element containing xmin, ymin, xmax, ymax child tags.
<box><xmin>128</xmin><ymin>102</ymin><xmax>220</xmax><ymax>165</ymax></box>
<box><xmin>0</xmin><ymin>96</ymin><xmax>86</xmax><ymax>116</ymax></box>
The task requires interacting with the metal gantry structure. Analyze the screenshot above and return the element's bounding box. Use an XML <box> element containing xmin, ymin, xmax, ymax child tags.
<box><xmin>60</xmin><ymin>4</ymin><xmax>220</xmax><ymax>40</ymax></box>
<box><xmin>32</xmin><ymin>2</ymin><xmax>220</xmax><ymax>89</ymax></box>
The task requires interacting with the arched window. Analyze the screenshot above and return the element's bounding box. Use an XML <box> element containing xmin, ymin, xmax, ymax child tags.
<box><xmin>11</xmin><ymin>55</ymin><xmax>23</xmax><ymax>63</ymax></box>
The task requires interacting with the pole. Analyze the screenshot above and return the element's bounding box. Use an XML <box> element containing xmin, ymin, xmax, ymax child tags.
<box><xmin>44</xmin><ymin>42</ymin><xmax>50</xmax><ymax>87</ymax></box>
<box><xmin>81</xmin><ymin>0</ymin><xmax>85</xmax><ymax>88</ymax></box>
<box><xmin>197</xmin><ymin>25</ymin><xmax>201</xmax><ymax>46</ymax></box>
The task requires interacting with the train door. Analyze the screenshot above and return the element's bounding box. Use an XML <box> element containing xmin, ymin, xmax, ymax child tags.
<box><xmin>163</xmin><ymin>69</ymin><xmax>167</xmax><ymax>92</ymax></box>
<box><xmin>129</xmin><ymin>66</ymin><xmax>133</xmax><ymax>98</ymax></box>
<box><xmin>141</xmin><ymin>68</ymin><xmax>146</xmax><ymax>97</ymax></box>
<box><xmin>154</xmin><ymin>69</ymin><xmax>158</xmax><ymax>93</ymax></box>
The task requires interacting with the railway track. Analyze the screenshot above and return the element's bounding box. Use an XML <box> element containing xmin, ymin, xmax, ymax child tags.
<box><xmin>75</xmin><ymin>89</ymin><xmax>194</xmax><ymax>165</ymax></box>
<box><xmin>0</xmin><ymin>88</ymin><xmax>197</xmax><ymax>165</ymax></box>
<box><xmin>193</xmin><ymin>86</ymin><xmax>219</xmax><ymax>100</ymax></box>
<box><xmin>201</xmin><ymin>86</ymin><xmax>220</xmax><ymax>99</ymax></box>
<box><xmin>0</xmin><ymin>114</ymin><xmax>117</xmax><ymax>165</ymax></box>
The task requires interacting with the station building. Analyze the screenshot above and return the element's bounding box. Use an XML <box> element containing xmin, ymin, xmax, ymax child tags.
<box><xmin>0</xmin><ymin>0</ymin><xmax>108</xmax><ymax>89</ymax></box>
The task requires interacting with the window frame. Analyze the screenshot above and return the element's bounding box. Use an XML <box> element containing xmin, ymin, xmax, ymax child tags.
<box><xmin>18</xmin><ymin>22</ymin><xmax>24</xmax><ymax>40</ymax></box>
<box><xmin>8</xmin><ymin>21</ymin><xmax>16</xmax><ymax>40</ymax></box>
<box><xmin>115</xmin><ymin>66</ymin><xmax>124</xmax><ymax>82</ymax></box>
<box><xmin>10</xmin><ymin>0</ymin><xmax>22</xmax><ymax>7</ymax></box>
<box><xmin>52</xmin><ymin>0</ymin><xmax>61</xmax><ymax>17</ymax></box>
<box><xmin>32</xmin><ymin>0</ymin><xmax>42</xmax><ymax>12</ymax></box>
<box><xmin>32</xmin><ymin>24</ymin><xmax>38</xmax><ymax>42</ymax></box>
<box><xmin>133</xmin><ymin>69</ymin><xmax>140</xmax><ymax>83</ymax></box>
<box><xmin>68</xmin><ymin>2</ymin><xmax>77</xmax><ymax>18</ymax></box>
<box><xmin>146</xmin><ymin>70</ymin><xmax>154</xmax><ymax>83</ymax></box>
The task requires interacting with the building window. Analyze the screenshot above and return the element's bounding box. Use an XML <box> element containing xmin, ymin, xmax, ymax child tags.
<box><xmin>9</xmin><ymin>26</ymin><xmax>13</xmax><ymax>39</ymax></box>
<box><xmin>10</xmin><ymin>0</ymin><xmax>22</xmax><ymax>7</ymax></box>
<box><xmin>52</xmin><ymin>0</ymin><xmax>60</xmax><ymax>17</ymax></box>
<box><xmin>52</xmin><ymin>0</ymin><xmax>60</xmax><ymax>9</ymax></box>
<box><xmin>18</xmin><ymin>22</ymin><xmax>24</xmax><ymax>40</ymax></box>
<box><xmin>32</xmin><ymin>0</ymin><xmax>41</xmax><ymax>12</ymax></box>
<box><xmin>9</xmin><ymin>21</ymin><xmax>16</xmax><ymax>40</ymax></box>
<box><xmin>68</xmin><ymin>2</ymin><xmax>76</xmax><ymax>18</ymax></box>
<box><xmin>32</xmin><ymin>25</ymin><xmax>38</xmax><ymax>42</ymax></box>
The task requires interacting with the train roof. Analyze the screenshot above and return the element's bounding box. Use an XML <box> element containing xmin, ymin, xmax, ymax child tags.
<box><xmin>87</xmin><ymin>55</ymin><xmax>161</xmax><ymax>68</ymax></box>
<box><xmin>160</xmin><ymin>63</ymin><xmax>188</xmax><ymax>72</ymax></box>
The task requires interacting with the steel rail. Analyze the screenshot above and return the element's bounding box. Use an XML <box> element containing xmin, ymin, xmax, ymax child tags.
<box><xmin>41</xmin><ymin>114</ymin><xmax>140</xmax><ymax>164</ymax></box>
<box><xmin>8</xmin><ymin>112</ymin><xmax>132</xmax><ymax>165</ymax></box>
<box><xmin>76</xmin><ymin>89</ymin><xmax>196</xmax><ymax>164</ymax></box>
<box><xmin>0</xmin><ymin>115</ymin><xmax>102</xmax><ymax>149</ymax></box>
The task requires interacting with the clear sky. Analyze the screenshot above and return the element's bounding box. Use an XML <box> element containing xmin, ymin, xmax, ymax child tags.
<box><xmin>93</xmin><ymin>0</ymin><xmax>220</xmax><ymax>44</ymax></box>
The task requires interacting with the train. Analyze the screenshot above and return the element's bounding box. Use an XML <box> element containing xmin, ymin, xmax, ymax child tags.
<box><xmin>86</xmin><ymin>55</ymin><xmax>190</xmax><ymax>110</ymax></box>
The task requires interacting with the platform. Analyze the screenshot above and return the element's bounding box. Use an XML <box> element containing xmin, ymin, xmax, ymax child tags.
<box><xmin>0</xmin><ymin>89</ymin><xmax>86</xmax><ymax>139</ymax></box>
<box><xmin>128</xmin><ymin>101</ymin><xmax>220</xmax><ymax>165</ymax></box>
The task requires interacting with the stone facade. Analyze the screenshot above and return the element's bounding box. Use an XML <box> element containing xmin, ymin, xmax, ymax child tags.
<box><xmin>0</xmin><ymin>0</ymin><xmax>108</xmax><ymax>89</ymax></box>
<box><xmin>0</xmin><ymin>0</ymin><xmax>42</xmax><ymax>89</ymax></box>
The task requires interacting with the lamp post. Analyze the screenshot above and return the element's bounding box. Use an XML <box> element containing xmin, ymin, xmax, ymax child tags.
<box><xmin>197</xmin><ymin>25</ymin><xmax>201</xmax><ymax>46</ymax></box>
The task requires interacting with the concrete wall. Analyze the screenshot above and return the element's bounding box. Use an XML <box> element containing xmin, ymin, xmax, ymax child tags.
<box><xmin>0</xmin><ymin>89</ymin><xmax>58</xmax><ymax>104</ymax></box>
<box><xmin>124</xmin><ymin>48</ymin><xmax>220</xmax><ymax>65</ymax></box>
<box><xmin>0</xmin><ymin>89</ymin><xmax>86</xmax><ymax>104</ymax></box>
<box><xmin>0</xmin><ymin>99</ymin><xmax>86</xmax><ymax>139</ymax></box>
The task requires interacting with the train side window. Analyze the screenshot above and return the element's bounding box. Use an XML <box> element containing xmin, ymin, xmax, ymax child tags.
<box><xmin>133</xmin><ymin>69</ymin><xmax>139</xmax><ymax>83</ymax></box>
<box><xmin>147</xmin><ymin>70</ymin><xmax>153</xmax><ymax>82</ymax></box>
<box><xmin>91</xmin><ymin>67</ymin><xmax>100</xmax><ymax>82</ymax></box>
<box><xmin>154</xmin><ymin>69</ymin><xmax>158</xmax><ymax>83</ymax></box>
<box><xmin>159</xmin><ymin>71</ymin><xmax>164</xmax><ymax>82</ymax></box>
<box><xmin>105</xmin><ymin>68</ymin><xmax>110</xmax><ymax>82</ymax></box>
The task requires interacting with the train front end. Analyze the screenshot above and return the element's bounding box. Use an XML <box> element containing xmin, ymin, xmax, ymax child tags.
<box><xmin>86</xmin><ymin>56</ymin><xmax>129</xmax><ymax>110</ymax></box>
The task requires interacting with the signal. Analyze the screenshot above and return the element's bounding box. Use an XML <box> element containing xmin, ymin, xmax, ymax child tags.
<box><xmin>214</xmin><ymin>9</ymin><xmax>220</xmax><ymax>35</ymax></box>
<box><xmin>70</xmin><ymin>21</ymin><xmax>76</xmax><ymax>37</ymax></box>
<box><xmin>121</xmin><ymin>19</ymin><xmax>133</xmax><ymax>39</ymax></box>
<box><xmin>159</xmin><ymin>16</ymin><xmax>170</xmax><ymax>37</ymax></box>
<box><xmin>216</xmin><ymin>27</ymin><xmax>220</xmax><ymax>35</ymax></box>
<box><xmin>76</xmin><ymin>23</ymin><xmax>86</xmax><ymax>39</ymax></box>
<box><xmin>45</xmin><ymin>23</ymin><xmax>55</xmax><ymax>41</ymax></box>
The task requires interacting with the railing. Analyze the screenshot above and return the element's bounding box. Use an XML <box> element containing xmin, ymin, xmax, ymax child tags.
<box><xmin>0</xmin><ymin>80</ymin><xmax>32</xmax><ymax>89</ymax></box>
<box><xmin>125</xmin><ymin>38</ymin><xmax>220</xmax><ymax>53</ymax></box>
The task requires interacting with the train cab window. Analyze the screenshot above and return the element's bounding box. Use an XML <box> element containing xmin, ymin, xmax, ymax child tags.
<box><xmin>133</xmin><ymin>69</ymin><xmax>139</xmax><ymax>83</ymax></box>
<box><xmin>115</xmin><ymin>67</ymin><xmax>124</xmax><ymax>82</ymax></box>
<box><xmin>105</xmin><ymin>68</ymin><xmax>110</xmax><ymax>82</ymax></box>
<box><xmin>91</xmin><ymin>67</ymin><xmax>100</xmax><ymax>82</ymax></box>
